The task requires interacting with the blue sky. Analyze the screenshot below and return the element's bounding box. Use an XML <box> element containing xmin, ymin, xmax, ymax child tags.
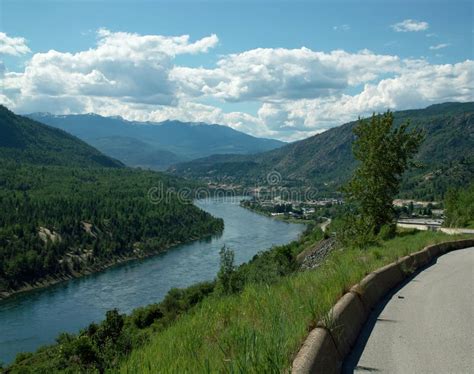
<box><xmin>1</xmin><ymin>0</ymin><xmax>472</xmax><ymax>140</ymax></box>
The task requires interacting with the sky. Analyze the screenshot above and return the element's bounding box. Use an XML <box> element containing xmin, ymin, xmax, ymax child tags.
<box><xmin>0</xmin><ymin>0</ymin><xmax>473</xmax><ymax>141</ymax></box>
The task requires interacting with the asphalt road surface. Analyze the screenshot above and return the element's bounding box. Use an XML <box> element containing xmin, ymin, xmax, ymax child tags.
<box><xmin>344</xmin><ymin>246</ymin><xmax>474</xmax><ymax>373</ymax></box>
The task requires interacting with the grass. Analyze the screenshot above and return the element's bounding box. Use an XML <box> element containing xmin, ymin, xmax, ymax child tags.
<box><xmin>119</xmin><ymin>230</ymin><xmax>471</xmax><ymax>373</ymax></box>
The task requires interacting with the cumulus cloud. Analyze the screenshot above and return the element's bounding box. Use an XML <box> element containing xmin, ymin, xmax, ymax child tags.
<box><xmin>172</xmin><ymin>48</ymin><xmax>401</xmax><ymax>102</ymax></box>
<box><xmin>429</xmin><ymin>43</ymin><xmax>450</xmax><ymax>50</ymax></box>
<box><xmin>159</xmin><ymin>58</ymin><xmax>473</xmax><ymax>140</ymax></box>
<box><xmin>95</xmin><ymin>28</ymin><xmax>218</xmax><ymax>56</ymax></box>
<box><xmin>391</xmin><ymin>19</ymin><xmax>429</xmax><ymax>32</ymax></box>
<box><xmin>0</xmin><ymin>32</ymin><xmax>31</xmax><ymax>56</ymax></box>
<box><xmin>1</xmin><ymin>29</ymin><xmax>473</xmax><ymax>141</ymax></box>
<box><xmin>254</xmin><ymin>60</ymin><xmax>474</xmax><ymax>137</ymax></box>
<box><xmin>2</xmin><ymin>29</ymin><xmax>218</xmax><ymax>109</ymax></box>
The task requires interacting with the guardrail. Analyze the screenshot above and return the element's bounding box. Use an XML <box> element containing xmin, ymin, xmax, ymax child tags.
<box><xmin>292</xmin><ymin>238</ymin><xmax>474</xmax><ymax>374</ymax></box>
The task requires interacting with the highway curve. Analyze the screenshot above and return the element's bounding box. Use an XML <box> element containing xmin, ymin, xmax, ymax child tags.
<box><xmin>344</xmin><ymin>246</ymin><xmax>474</xmax><ymax>373</ymax></box>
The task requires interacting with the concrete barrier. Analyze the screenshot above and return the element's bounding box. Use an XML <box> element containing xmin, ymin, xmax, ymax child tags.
<box><xmin>426</xmin><ymin>243</ymin><xmax>443</xmax><ymax>258</ymax></box>
<box><xmin>397</xmin><ymin>255</ymin><xmax>416</xmax><ymax>275</ymax></box>
<box><xmin>350</xmin><ymin>273</ymin><xmax>381</xmax><ymax>312</ymax></box>
<box><xmin>351</xmin><ymin>262</ymin><xmax>404</xmax><ymax>313</ymax></box>
<box><xmin>447</xmin><ymin>239</ymin><xmax>474</xmax><ymax>251</ymax></box>
<box><xmin>372</xmin><ymin>262</ymin><xmax>404</xmax><ymax>294</ymax></box>
<box><xmin>319</xmin><ymin>292</ymin><xmax>367</xmax><ymax>358</ymax></box>
<box><xmin>410</xmin><ymin>248</ymin><xmax>432</xmax><ymax>268</ymax></box>
<box><xmin>292</xmin><ymin>328</ymin><xmax>342</xmax><ymax>374</ymax></box>
<box><xmin>292</xmin><ymin>238</ymin><xmax>473</xmax><ymax>374</ymax></box>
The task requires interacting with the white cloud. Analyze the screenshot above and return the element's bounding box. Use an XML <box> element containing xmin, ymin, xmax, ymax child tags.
<box><xmin>429</xmin><ymin>43</ymin><xmax>450</xmax><ymax>50</ymax></box>
<box><xmin>255</xmin><ymin>60</ymin><xmax>474</xmax><ymax>138</ymax></box>
<box><xmin>391</xmin><ymin>19</ymin><xmax>429</xmax><ymax>32</ymax></box>
<box><xmin>1</xmin><ymin>29</ymin><xmax>472</xmax><ymax>141</ymax></box>
<box><xmin>172</xmin><ymin>48</ymin><xmax>401</xmax><ymax>102</ymax></box>
<box><xmin>2</xmin><ymin>29</ymin><xmax>218</xmax><ymax>109</ymax></box>
<box><xmin>95</xmin><ymin>28</ymin><xmax>218</xmax><ymax>56</ymax></box>
<box><xmin>0</xmin><ymin>32</ymin><xmax>31</xmax><ymax>56</ymax></box>
<box><xmin>333</xmin><ymin>24</ymin><xmax>350</xmax><ymax>31</ymax></box>
<box><xmin>156</xmin><ymin>59</ymin><xmax>473</xmax><ymax>140</ymax></box>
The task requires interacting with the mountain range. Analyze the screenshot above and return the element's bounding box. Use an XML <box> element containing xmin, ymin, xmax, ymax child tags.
<box><xmin>27</xmin><ymin>113</ymin><xmax>285</xmax><ymax>170</ymax></box>
<box><xmin>4</xmin><ymin>102</ymin><xmax>473</xmax><ymax>201</ymax></box>
<box><xmin>169</xmin><ymin>102</ymin><xmax>474</xmax><ymax>200</ymax></box>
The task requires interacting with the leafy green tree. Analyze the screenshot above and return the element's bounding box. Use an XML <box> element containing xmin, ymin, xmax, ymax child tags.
<box><xmin>444</xmin><ymin>183</ymin><xmax>474</xmax><ymax>228</ymax></box>
<box><xmin>216</xmin><ymin>246</ymin><xmax>241</xmax><ymax>294</ymax></box>
<box><xmin>343</xmin><ymin>111</ymin><xmax>423</xmax><ymax>238</ymax></box>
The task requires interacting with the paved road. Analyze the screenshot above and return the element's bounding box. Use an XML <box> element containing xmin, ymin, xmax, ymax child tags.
<box><xmin>320</xmin><ymin>218</ymin><xmax>332</xmax><ymax>232</ymax></box>
<box><xmin>345</xmin><ymin>247</ymin><xmax>474</xmax><ymax>373</ymax></box>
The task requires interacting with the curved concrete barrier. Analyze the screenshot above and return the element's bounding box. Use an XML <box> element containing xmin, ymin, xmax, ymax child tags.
<box><xmin>350</xmin><ymin>272</ymin><xmax>380</xmax><ymax>312</ymax></box>
<box><xmin>397</xmin><ymin>255</ymin><xmax>416</xmax><ymax>276</ymax></box>
<box><xmin>351</xmin><ymin>261</ymin><xmax>404</xmax><ymax>314</ymax></box>
<box><xmin>292</xmin><ymin>238</ymin><xmax>474</xmax><ymax>374</ymax></box>
<box><xmin>292</xmin><ymin>328</ymin><xmax>342</xmax><ymax>374</ymax></box>
<box><xmin>318</xmin><ymin>292</ymin><xmax>366</xmax><ymax>358</ymax></box>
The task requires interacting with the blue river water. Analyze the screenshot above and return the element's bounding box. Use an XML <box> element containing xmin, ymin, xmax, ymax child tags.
<box><xmin>0</xmin><ymin>197</ymin><xmax>306</xmax><ymax>364</ymax></box>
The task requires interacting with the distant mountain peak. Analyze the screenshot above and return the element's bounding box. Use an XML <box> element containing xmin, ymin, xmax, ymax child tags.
<box><xmin>25</xmin><ymin>111</ymin><xmax>285</xmax><ymax>170</ymax></box>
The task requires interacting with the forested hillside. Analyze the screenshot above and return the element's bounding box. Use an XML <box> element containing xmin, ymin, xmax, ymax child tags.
<box><xmin>0</xmin><ymin>164</ymin><xmax>223</xmax><ymax>295</ymax></box>
<box><xmin>171</xmin><ymin>102</ymin><xmax>474</xmax><ymax>200</ymax></box>
<box><xmin>0</xmin><ymin>107</ymin><xmax>224</xmax><ymax>296</ymax></box>
<box><xmin>0</xmin><ymin>106</ymin><xmax>122</xmax><ymax>168</ymax></box>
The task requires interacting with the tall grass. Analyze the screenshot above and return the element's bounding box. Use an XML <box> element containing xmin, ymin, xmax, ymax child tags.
<box><xmin>119</xmin><ymin>231</ymin><xmax>470</xmax><ymax>373</ymax></box>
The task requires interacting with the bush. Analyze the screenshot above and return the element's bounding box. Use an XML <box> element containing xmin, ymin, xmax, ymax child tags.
<box><xmin>71</xmin><ymin>336</ymin><xmax>98</xmax><ymax>366</ymax></box>
<box><xmin>378</xmin><ymin>224</ymin><xmax>396</xmax><ymax>240</ymax></box>
<box><xmin>160</xmin><ymin>282</ymin><xmax>215</xmax><ymax>319</ymax></box>
<box><xmin>132</xmin><ymin>304</ymin><xmax>163</xmax><ymax>329</ymax></box>
<box><xmin>334</xmin><ymin>214</ymin><xmax>377</xmax><ymax>249</ymax></box>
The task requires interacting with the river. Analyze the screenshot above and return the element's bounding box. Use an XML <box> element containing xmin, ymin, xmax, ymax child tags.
<box><xmin>0</xmin><ymin>197</ymin><xmax>306</xmax><ymax>364</ymax></box>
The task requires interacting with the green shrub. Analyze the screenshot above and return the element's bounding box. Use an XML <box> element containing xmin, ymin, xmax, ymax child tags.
<box><xmin>378</xmin><ymin>224</ymin><xmax>396</xmax><ymax>240</ymax></box>
<box><xmin>131</xmin><ymin>304</ymin><xmax>163</xmax><ymax>329</ymax></box>
<box><xmin>334</xmin><ymin>214</ymin><xmax>377</xmax><ymax>249</ymax></box>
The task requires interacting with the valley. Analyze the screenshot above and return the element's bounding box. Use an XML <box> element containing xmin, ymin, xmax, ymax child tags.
<box><xmin>1</xmin><ymin>5</ymin><xmax>473</xmax><ymax>372</ymax></box>
<box><xmin>27</xmin><ymin>113</ymin><xmax>285</xmax><ymax>170</ymax></box>
<box><xmin>170</xmin><ymin>102</ymin><xmax>474</xmax><ymax>201</ymax></box>
<box><xmin>0</xmin><ymin>197</ymin><xmax>306</xmax><ymax>365</ymax></box>
<box><xmin>1</xmin><ymin>102</ymin><xmax>473</xmax><ymax>373</ymax></box>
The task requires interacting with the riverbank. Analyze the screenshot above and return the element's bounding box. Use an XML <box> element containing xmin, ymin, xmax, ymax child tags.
<box><xmin>0</xmin><ymin>233</ymin><xmax>214</xmax><ymax>302</ymax></box>
<box><xmin>1</xmin><ymin>198</ymin><xmax>306</xmax><ymax>367</ymax></box>
<box><xmin>239</xmin><ymin>200</ymin><xmax>315</xmax><ymax>224</ymax></box>
<box><xmin>5</xmin><ymin>207</ymin><xmax>312</xmax><ymax>372</ymax></box>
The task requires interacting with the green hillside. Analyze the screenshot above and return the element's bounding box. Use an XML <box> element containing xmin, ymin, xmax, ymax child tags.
<box><xmin>171</xmin><ymin>102</ymin><xmax>474</xmax><ymax>200</ymax></box>
<box><xmin>0</xmin><ymin>106</ymin><xmax>224</xmax><ymax>295</ymax></box>
<box><xmin>0</xmin><ymin>105</ymin><xmax>123</xmax><ymax>168</ymax></box>
<box><xmin>90</xmin><ymin>135</ymin><xmax>184</xmax><ymax>170</ymax></box>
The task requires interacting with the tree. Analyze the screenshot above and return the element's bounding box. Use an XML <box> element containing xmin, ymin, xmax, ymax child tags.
<box><xmin>216</xmin><ymin>246</ymin><xmax>240</xmax><ymax>294</ymax></box>
<box><xmin>343</xmin><ymin>111</ymin><xmax>423</xmax><ymax>236</ymax></box>
<box><xmin>444</xmin><ymin>183</ymin><xmax>474</xmax><ymax>228</ymax></box>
